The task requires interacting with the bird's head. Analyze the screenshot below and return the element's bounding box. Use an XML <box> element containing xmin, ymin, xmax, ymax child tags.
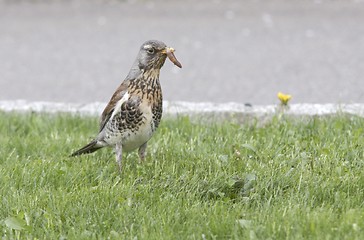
<box><xmin>136</xmin><ymin>40</ymin><xmax>182</xmax><ymax>71</ymax></box>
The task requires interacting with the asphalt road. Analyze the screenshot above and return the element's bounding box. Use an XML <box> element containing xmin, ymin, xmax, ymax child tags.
<box><xmin>1</xmin><ymin>0</ymin><xmax>363</xmax><ymax>105</ymax></box>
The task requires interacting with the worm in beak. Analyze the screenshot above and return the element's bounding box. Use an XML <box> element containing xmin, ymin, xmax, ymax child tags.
<box><xmin>165</xmin><ymin>47</ymin><xmax>182</xmax><ymax>68</ymax></box>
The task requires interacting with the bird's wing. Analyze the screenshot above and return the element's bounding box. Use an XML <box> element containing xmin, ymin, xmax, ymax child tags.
<box><xmin>99</xmin><ymin>81</ymin><xmax>129</xmax><ymax>132</ymax></box>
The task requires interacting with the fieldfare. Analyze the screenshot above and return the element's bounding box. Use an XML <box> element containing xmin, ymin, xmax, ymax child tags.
<box><xmin>70</xmin><ymin>40</ymin><xmax>182</xmax><ymax>172</ymax></box>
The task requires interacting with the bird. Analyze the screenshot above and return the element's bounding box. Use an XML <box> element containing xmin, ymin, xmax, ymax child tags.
<box><xmin>70</xmin><ymin>40</ymin><xmax>182</xmax><ymax>172</ymax></box>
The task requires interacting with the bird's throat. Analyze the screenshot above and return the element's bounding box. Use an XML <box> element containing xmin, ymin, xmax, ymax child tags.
<box><xmin>129</xmin><ymin>68</ymin><xmax>162</xmax><ymax>97</ymax></box>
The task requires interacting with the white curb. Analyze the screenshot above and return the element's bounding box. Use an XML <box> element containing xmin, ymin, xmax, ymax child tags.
<box><xmin>1</xmin><ymin>100</ymin><xmax>364</xmax><ymax>119</ymax></box>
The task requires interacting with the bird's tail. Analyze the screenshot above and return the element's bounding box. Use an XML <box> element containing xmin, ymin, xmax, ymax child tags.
<box><xmin>70</xmin><ymin>140</ymin><xmax>103</xmax><ymax>157</ymax></box>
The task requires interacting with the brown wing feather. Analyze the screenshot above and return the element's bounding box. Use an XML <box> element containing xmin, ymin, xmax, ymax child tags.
<box><xmin>99</xmin><ymin>81</ymin><xmax>129</xmax><ymax>132</ymax></box>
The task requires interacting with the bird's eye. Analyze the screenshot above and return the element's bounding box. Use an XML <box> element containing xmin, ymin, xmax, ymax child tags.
<box><xmin>146</xmin><ymin>48</ymin><xmax>155</xmax><ymax>54</ymax></box>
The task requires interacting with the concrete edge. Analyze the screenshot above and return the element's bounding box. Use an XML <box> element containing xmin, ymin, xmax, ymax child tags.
<box><xmin>1</xmin><ymin>100</ymin><xmax>364</xmax><ymax>121</ymax></box>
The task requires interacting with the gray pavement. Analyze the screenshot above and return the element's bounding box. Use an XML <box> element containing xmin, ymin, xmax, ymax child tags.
<box><xmin>2</xmin><ymin>100</ymin><xmax>364</xmax><ymax>121</ymax></box>
<box><xmin>1</xmin><ymin>0</ymin><xmax>364</xmax><ymax>105</ymax></box>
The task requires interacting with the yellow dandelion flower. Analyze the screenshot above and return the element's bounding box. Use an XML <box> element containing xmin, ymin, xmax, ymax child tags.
<box><xmin>277</xmin><ymin>92</ymin><xmax>292</xmax><ymax>105</ymax></box>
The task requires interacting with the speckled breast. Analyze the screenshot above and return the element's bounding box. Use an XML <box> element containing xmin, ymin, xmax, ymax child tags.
<box><xmin>105</xmin><ymin>78</ymin><xmax>163</xmax><ymax>152</ymax></box>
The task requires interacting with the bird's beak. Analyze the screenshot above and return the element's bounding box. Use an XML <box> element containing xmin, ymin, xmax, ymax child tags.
<box><xmin>163</xmin><ymin>47</ymin><xmax>182</xmax><ymax>68</ymax></box>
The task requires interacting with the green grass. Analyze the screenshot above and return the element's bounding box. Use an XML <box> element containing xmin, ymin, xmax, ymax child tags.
<box><xmin>0</xmin><ymin>111</ymin><xmax>364</xmax><ymax>239</ymax></box>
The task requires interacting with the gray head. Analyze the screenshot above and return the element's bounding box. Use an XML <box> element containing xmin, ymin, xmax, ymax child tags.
<box><xmin>135</xmin><ymin>40</ymin><xmax>182</xmax><ymax>71</ymax></box>
<box><xmin>126</xmin><ymin>40</ymin><xmax>182</xmax><ymax>80</ymax></box>
<box><xmin>137</xmin><ymin>40</ymin><xmax>167</xmax><ymax>70</ymax></box>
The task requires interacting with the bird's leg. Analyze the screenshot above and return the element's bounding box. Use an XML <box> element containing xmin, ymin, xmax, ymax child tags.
<box><xmin>115</xmin><ymin>143</ymin><xmax>123</xmax><ymax>173</ymax></box>
<box><xmin>138</xmin><ymin>142</ymin><xmax>148</xmax><ymax>163</ymax></box>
